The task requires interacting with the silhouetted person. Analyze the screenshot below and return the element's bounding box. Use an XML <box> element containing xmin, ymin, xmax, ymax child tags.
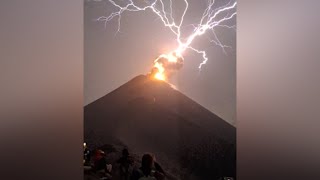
<box><xmin>83</xmin><ymin>143</ymin><xmax>91</xmax><ymax>166</ymax></box>
<box><xmin>152</xmin><ymin>155</ymin><xmax>165</xmax><ymax>177</ymax></box>
<box><xmin>93</xmin><ymin>150</ymin><xmax>107</xmax><ymax>171</ymax></box>
<box><xmin>117</xmin><ymin>148</ymin><xmax>134</xmax><ymax>180</ymax></box>
<box><xmin>92</xmin><ymin>149</ymin><xmax>112</xmax><ymax>179</ymax></box>
<box><xmin>131</xmin><ymin>153</ymin><xmax>165</xmax><ymax>180</ymax></box>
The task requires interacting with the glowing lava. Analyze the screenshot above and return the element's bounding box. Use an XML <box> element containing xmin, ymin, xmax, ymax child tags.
<box><xmin>152</xmin><ymin>51</ymin><xmax>183</xmax><ymax>81</ymax></box>
<box><xmin>154</xmin><ymin>62</ymin><xmax>166</xmax><ymax>81</ymax></box>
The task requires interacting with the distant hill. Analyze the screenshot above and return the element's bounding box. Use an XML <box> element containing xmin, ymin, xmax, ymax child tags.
<box><xmin>84</xmin><ymin>74</ymin><xmax>236</xmax><ymax>179</ymax></box>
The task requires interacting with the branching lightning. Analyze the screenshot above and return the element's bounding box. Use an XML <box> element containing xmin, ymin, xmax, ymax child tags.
<box><xmin>95</xmin><ymin>0</ymin><xmax>236</xmax><ymax>81</ymax></box>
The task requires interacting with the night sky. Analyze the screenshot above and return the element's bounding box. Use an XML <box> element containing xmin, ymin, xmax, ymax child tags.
<box><xmin>84</xmin><ymin>0</ymin><xmax>236</xmax><ymax>125</ymax></box>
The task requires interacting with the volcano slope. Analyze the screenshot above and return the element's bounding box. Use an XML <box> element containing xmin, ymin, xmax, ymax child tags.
<box><xmin>84</xmin><ymin>74</ymin><xmax>236</xmax><ymax>179</ymax></box>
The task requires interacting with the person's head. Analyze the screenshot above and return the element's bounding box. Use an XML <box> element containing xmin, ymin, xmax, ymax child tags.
<box><xmin>141</xmin><ymin>153</ymin><xmax>154</xmax><ymax>175</ymax></box>
<box><xmin>122</xmin><ymin>148</ymin><xmax>129</xmax><ymax>157</ymax></box>
<box><xmin>95</xmin><ymin>149</ymin><xmax>105</xmax><ymax>157</ymax></box>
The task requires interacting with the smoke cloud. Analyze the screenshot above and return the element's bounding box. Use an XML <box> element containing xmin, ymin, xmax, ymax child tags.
<box><xmin>151</xmin><ymin>52</ymin><xmax>184</xmax><ymax>79</ymax></box>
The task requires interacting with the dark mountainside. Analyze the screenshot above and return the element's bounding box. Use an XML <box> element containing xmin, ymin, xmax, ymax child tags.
<box><xmin>84</xmin><ymin>74</ymin><xmax>236</xmax><ymax>180</ymax></box>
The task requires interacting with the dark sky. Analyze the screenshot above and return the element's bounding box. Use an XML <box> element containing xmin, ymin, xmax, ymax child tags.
<box><xmin>84</xmin><ymin>0</ymin><xmax>236</xmax><ymax>125</ymax></box>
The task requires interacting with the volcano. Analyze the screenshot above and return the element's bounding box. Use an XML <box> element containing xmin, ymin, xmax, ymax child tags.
<box><xmin>84</xmin><ymin>74</ymin><xmax>236</xmax><ymax>179</ymax></box>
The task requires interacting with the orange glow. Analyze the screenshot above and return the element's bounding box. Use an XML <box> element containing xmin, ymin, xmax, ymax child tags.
<box><xmin>153</xmin><ymin>61</ymin><xmax>166</xmax><ymax>81</ymax></box>
<box><xmin>154</xmin><ymin>73</ymin><xmax>166</xmax><ymax>81</ymax></box>
<box><xmin>152</xmin><ymin>51</ymin><xmax>183</xmax><ymax>81</ymax></box>
<box><xmin>167</xmin><ymin>53</ymin><xmax>178</xmax><ymax>62</ymax></box>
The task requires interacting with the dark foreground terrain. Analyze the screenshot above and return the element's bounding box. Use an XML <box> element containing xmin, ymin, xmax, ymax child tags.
<box><xmin>84</xmin><ymin>75</ymin><xmax>236</xmax><ymax>179</ymax></box>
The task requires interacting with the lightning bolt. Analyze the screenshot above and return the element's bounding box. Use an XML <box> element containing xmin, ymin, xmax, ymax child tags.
<box><xmin>95</xmin><ymin>0</ymin><xmax>236</xmax><ymax>78</ymax></box>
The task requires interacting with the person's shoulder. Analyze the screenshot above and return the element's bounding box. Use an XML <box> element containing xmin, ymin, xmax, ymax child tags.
<box><xmin>131</xmin><ymin>168</ymin><xmax>143</xmax><ymax>180</ymax></box>
<box><xmin>132</xmin><ymin>167</ymin><xmax>143</xmax><ymax>174</ymax></box>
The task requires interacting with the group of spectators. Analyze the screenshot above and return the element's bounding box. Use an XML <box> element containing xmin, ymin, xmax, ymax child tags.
<box><xmin>84</xmin><ymin>143</ymin><xmax>165</xmax><ymax>180</ymax></box>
